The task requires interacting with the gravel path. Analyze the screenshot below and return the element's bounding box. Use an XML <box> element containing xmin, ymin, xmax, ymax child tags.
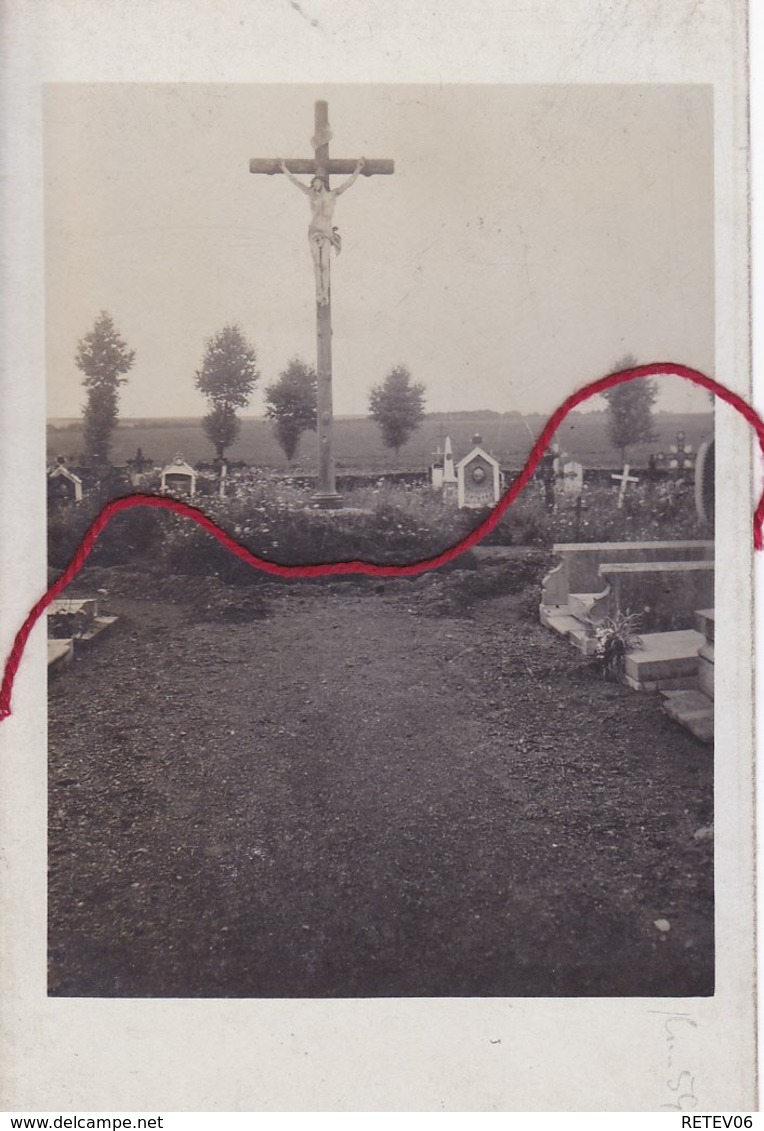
<box><xmin>48</xmin><ymin>573</ymin><xmax>713</xmax><ymax>997</ymax></box>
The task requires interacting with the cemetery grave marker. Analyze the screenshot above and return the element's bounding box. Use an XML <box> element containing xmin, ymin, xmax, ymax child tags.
<box><xmin>540</xmin><ymin>539</ymin><xmax>715</xmax><ymax>655</ymax></box>
<box><xmin>456</xmin><ymin>441</ymin><xmax>501</xmax><ymax>509</ymax></box>
<box><xmin>430</xmin><ymin>444</ymin><xmax>444</xmax><ymax>490</ymax></box>
<box><xmin>559</xmin><ymin>459</ymin><xmax>584</xmax><ymax>500</ymax></box>
<box><xmin>432</xmin><ymin>435</ymin><xmax>458</xmax><ymax>497</ymax></box>
<box><xmin>48</xmin><ymin>463</ymin><xmax>83</xmax><ymax>503</ymax></box>
<box><xmin>47</xmin><ymin>596</ymin><xmax>118</xmax><ymax>673</ymax></box>
<box><xmin>611</xmin><ymin>464</ymin><xmax>639</xmax><ymax>507</ymax></box>
<box><xmin>442</xmin><ymin>436</ymin><xmax>458</xmax><ymax>502</ymax></box>
<box><xmin>160</xmin><ymin>456</ymin><xmax>198</xmax><ymax>497</ymax></box>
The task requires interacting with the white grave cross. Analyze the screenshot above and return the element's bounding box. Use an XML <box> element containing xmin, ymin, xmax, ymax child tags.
<box><xmin>611</xmin><ymin>464</ymin><xmax>639</xmax><ymax>508</ymax></box>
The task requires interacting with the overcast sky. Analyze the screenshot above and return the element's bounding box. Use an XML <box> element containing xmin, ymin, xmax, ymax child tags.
<box><xmin>44</xmin><ymin>83</ymin><xmax>714</xmax><ymax>419</ymax></box>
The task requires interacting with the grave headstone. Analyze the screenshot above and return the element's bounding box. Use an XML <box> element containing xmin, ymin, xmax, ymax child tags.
<box><xmin>456</xmin><ymin>445</ymin><xmax>501</xmax><ymax>509</ymax></box>
<box><xmin>430</xmin><ymin>444</ymin><xmax>444</xmax><ymax>490</ymax></box>
<box><xmin>434</xmin><ymin>435</ymin><xmax>458</xmax><ymax>501</ymax></box>
<box><xmin>160</xmin><ymin>456</ymin><xmax>198</xmax><ymax>497</ymax></box>
<box><xmin>48</xmin><ymin>463</ymin><xmax>83</xmax><ymax>503</ymax></box>
<box><xmin>559</xmin><ymin>460</ymin><xmax>584</xmax><ymax>500</ymax></box>
<box><xmin>443</xmin><ymin>436</ymin><xmax>457</xmax><ymax>484</ymax></box>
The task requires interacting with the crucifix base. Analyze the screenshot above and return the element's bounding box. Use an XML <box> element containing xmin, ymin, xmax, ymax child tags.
<box><xmin>311</xmin><ymin>490</ymin><xmax>343</xmax><ymax>510</ymax></box>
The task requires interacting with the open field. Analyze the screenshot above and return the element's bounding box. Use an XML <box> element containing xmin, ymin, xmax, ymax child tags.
<box><xmin>47</xmin><ymin>411</ymin><xmax>714</xmax><ymax>472</ymax></box>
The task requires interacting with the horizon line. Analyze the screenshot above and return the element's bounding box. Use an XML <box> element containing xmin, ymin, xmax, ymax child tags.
<box><xmin>47</xmin><ymin>407</ymin><xmax>715</xmax><ymax>423</ymax></box>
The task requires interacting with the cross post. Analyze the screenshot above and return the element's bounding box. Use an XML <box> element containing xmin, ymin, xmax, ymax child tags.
<box><xmin>250</xmin><ymin>101</ymin><xmax>394</xmax><ymax>507</ymax></box>
<box><xmin>611</xmin><ymin>463</ymin><xmax>639</xmax><ymax>508</ymax></box>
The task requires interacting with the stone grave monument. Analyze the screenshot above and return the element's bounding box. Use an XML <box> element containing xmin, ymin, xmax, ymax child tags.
<box><xmin>48</xmin><ymin>462</ymin><xmax>83</xmax><ymax>503</ymax></box>
<box><xmin>160</xmin><ymin>456</ymin><xmax>198</xmax><ymax>497</ymax></box>
<box><xmin>558</xmin><ymin>459</ymin><xmax>584</xmax><ymax>501</ymax></box>
<box><xmin>539</xmin><ymin>538</ymin><xmax>715</xmax><ymax>743</ymax></box>
<box><xmin>442</xmin><ymin>436</ymin><xmax>458</xmax><ymax>502</ymax></box>
<box><xmin>456</xmin><ymin>436</ymin><xmax>501</xmax><ymax>510</ymax></box>
<box><xmin>432</xmin><ymin>436</ymin><xmax>458</xmax><ymax>499</ymax></box>
<box><xmin>47</xmin><ymin>596</ymin><xmax>118</xmax><ymax>674</ymax></box>
<box><xmin>430</xmin><ymin>445</ymin><xmax>444</xmax><ymax>490</ymax></box>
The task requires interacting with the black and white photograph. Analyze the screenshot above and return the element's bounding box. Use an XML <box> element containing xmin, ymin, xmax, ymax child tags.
<box><xmin>0</xmin><ymin>0</ymin><xmax>757</xmax><ymax>1114</ymax></box>
<box><xmin>43</xmin><ymin>83</ymin><xmax>717</xmax><ymax>1001</ymax></box>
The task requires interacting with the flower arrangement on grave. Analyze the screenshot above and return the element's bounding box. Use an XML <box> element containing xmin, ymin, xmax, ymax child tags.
<box><xmin>593</xmin><ymin>611</ymin><xmax>643</xmax><ymax>682</ymax></box>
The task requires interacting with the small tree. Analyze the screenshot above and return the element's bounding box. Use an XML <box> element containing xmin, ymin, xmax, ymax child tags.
<box><xmin>368</xmin><ymin>364</ymin><xmax>426</xmax><ymax>459</ymax></box>
<box><xmin>264</xmin><ymin>357</ymin><xmax>318</xmax><ymax>465</ymax></box>
<box><xmin>76</xmin><ymin>311</ymin><xmax>135</xmax><ymax>467</ymax></box>
<box><xmin>195</xmin><ymin>324</ymin><xmax>259</xmax><ymax>460</ymax></box>
<box><xmin>601</xmin><ymin>354</ymin><xmax>657</xmax><ymax>462</ymax></box>
<box><xmin>202</xmin><ymin>403</ymin><xmax>241</xmax><ymax>458</ymax></box>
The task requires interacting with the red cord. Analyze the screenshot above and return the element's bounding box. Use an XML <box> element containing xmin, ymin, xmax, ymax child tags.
<box><xmin>1</xmin><ymin>362</ymin><xmax>759</xmax><ymax>722</ymax></box>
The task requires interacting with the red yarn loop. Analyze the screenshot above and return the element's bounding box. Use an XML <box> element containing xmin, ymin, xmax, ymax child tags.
<box><xmin>1</xmin><ymin>363</ymin><xmax>759</xmax><ymax>723</ymax></box>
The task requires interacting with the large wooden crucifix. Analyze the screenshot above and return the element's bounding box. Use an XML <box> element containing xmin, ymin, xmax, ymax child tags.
<box><xmin>250</xmin><ymin>100</ymin><xmax>394</xmax><ymax>507</ymax></box>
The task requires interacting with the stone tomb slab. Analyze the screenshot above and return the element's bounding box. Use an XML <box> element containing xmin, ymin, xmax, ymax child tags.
<box><xmin>623</xmin><ymin>629</ymin><xmax>705</xmax><ymax>691</ymax></box>
<box><xmin>661</xmin><ymin>689</ymin><xmax>714</xmax><ymax>745</ymax></box>
<box><xmin>542</xmin><ymin>611</ymin><xmax>592</xmax><ymax>653</ymax></box>
<box><xmin>49</xmin><ymin>597</ymin><xmax>118</xmax><ymax>654</ymax></box>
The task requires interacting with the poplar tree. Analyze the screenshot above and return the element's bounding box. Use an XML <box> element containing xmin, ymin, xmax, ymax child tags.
<box><xmin>76</xmin><ymin>311</ymin><xmax>135</xmax><ymax>466</ymax></box>
<box><xmin>368</xmin><ymin>365</ymin><xmax>426</xmax><ymax>460</ymax></box>
<box><xmin>196</xmin><ymin>324</ymin><xmax>260</xmax><ymax>460</ymax></box>
<box><xmin>601</xmin><ymin>354</ymin><xmax>657</xmax><ymax>462</ymax></box>
<box><xmin>264</xmin><ymin>357</ymin><xmax>318</xmax><ymax>465</ymax></box>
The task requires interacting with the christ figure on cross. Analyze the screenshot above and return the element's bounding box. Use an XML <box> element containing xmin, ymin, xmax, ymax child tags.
<box><xmin>279</xmin><ymin>157</ymin><xmax>366</xmax><ymax>305</ymax></box>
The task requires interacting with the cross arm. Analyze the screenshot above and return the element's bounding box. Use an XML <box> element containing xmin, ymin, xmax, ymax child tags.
<box><xmin>250</xmin><ymin>158</ymin><xmax>394</xmax><ymax>176</ymax></box>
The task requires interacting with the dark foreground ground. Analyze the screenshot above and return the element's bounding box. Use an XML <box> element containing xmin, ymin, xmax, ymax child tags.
<box><xmin>48</xmin><ymin>564</ymin><xmax>713</xmax><ymax>997</ymax></box>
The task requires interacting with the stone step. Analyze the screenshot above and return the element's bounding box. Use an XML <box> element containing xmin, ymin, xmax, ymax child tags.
<box><xmin>623</xmin><ymin>629</ymin><xmax>704</xmax><ymax>691</ymax></box>
<box><xmin>72</xmin><ymin>615</ymin><xmax>118</xmax><ymax>654</ymax></box>
<box><xmin>698</xmin><ymin>644</ymin><xmax>714</xmax><ymax>700</ymax></box>
<box><xmin>542</xmin><ymin>610</ymin><xmax>597</xmax><ymax>655</ymax></box>
<box><xmin>661</xmin><ymin>689</ymin><xmax>714</xmax><ymax>744</ymax></box>
<box><xmin>568</xmin><ymin>592</ymin><xmax>602</xmax><ymax>621</ymax></box>
<box><xmin>695</xmin><ymin>608</ymin><xmax>715</xmax><ymax>641</ymax></box>
<box><xmin>48</xmin><ymin>638</ymin><xmax>74</xmax><ymax>672</ymax></box>
<box><xmin>539</xmin><ymin>602</ymin><xmax>569</xmax><ymax>629</ymax></box>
